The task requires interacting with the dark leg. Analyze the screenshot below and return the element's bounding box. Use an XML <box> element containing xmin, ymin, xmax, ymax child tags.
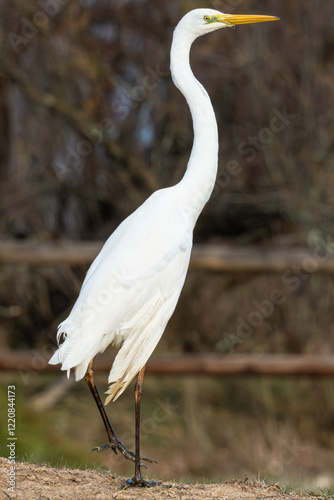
<box><xmin>84</xmin><ymin>359</ymin><xmax>156</xmax><ymax>464</ymax></box>
<box><xmin>122</xmin><ymin>366</ymin><xmax>161</xmax><ymax>488</ymax></box>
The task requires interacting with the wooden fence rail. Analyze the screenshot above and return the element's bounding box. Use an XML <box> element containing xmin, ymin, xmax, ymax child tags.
<box><xmin>1</xmin><ymin>239</ymin><xmax>334</xmax><ymax>273</ymax></box>
<box><xmin>2</xmin><ymin>241</ymin><xmax>334</xmax><ymax>379</ymax></box>
<box><xmin>1</xmin><ymin>352</ymin><xmax>334</xmax><ymax>377</ymax></box>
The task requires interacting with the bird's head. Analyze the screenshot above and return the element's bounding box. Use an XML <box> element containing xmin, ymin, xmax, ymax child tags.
<box><xmin>178</xmin><ymin>8</ymin><xmax>279</xmax><ymax>38</ymax></box>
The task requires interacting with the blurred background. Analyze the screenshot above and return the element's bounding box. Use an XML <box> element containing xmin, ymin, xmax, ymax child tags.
<box><xmin>1</xmin><ymin>0</ymin><xmax>334</xmax><ymax>491</ymax></box>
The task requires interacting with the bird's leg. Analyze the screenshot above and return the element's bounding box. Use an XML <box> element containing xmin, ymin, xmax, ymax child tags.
<box><xmin>122</xmin><ymin>366</ymin><xmax>161</xmax><ymax>488</ymax></box>
<box><xmin>84</xmin><ymin>359</ymin><xmax>155</xmax><ymax>465</ymax></box>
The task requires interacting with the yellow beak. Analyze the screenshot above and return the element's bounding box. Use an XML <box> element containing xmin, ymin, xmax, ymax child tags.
<box><xmin>217</xmin><ymin>14</ymin><xmax>279</xmax><ymax>26</ymax></box>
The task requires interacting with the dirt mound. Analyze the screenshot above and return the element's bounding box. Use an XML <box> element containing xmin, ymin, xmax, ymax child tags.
<box><xmin>0</xmin><ymin>457</ymin><xmax>319</xmax><ymax>500</ymax></box>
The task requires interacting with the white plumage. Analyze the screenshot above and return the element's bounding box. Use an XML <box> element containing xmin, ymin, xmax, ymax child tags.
<box><xmin>49</xmin><ymin>8</ymin><xmax>278</xmax><ymax>434</ymax></box>
<box><xmin>49</xmin><ymin>186</ymin><xmax>193</xmax><ymax>402</ymax></box>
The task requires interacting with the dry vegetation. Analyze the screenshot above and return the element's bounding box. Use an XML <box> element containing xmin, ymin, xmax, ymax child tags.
<box><xmin>1</xmin><ymin>0</ymin><xmax>334</xmax><ymax>492</ymax></box>
<box><xmin>0</xmin><ymin>457</ymin><xmax>325</xmax><ymax>500</ymax></box>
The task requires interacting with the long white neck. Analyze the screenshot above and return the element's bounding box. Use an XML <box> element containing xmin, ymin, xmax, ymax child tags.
<box><xmin>170</xmin><ymin>23</ymin><xmax>219</xmax><ymax>226</ymax></box>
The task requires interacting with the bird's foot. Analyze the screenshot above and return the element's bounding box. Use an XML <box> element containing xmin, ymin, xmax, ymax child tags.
<box><xmin>91</xmin><ymin>439</ymin><xmax>157</xmax><ymax>465</ymax></box>
<box><xmin>121</xmin><ymin>474</ymin><xmax>170</xmax><ymax>489</ymax></box>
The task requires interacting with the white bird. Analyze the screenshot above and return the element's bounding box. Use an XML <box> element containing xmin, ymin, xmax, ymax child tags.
<box><xmin>50</xmin><ymin>8</ymin><xmax>278</xmax><ymax>487</ymax></box>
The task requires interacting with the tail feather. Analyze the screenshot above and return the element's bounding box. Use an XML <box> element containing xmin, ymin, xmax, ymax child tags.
<box><xmin>105</xmin><ymin>330</ymin><xmax>160</xmax><ymax>404</ymax></box>
<box><xmin>73</xmin><ymin>357</ymin><xmax>92</xmax><ymax>380</ymax></box>
<box><xmin>105</xmin><ymin>298</ymin><xmax>164</xmax><ymax>404</ymax></box>
<box><xmin>48</xmin><ymin>321</ymin><xmax>101</xmax><ymax>380</ymax></box>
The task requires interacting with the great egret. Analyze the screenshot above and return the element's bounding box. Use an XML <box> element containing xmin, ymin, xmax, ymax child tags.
<box><xmin>50</xmin><ymin>8</ymin><xmax>278</xmax><ymax>487</ymax></box>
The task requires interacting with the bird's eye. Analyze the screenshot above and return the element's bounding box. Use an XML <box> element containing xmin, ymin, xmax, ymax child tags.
<box><xmin>203</xmin><ymin>15</ymin><xmax>211</xmax><ymax>22</ymax></box>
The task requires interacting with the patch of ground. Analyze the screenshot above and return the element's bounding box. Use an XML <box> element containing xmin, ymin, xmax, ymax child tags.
<box><xmin>0</xmin><ymin>457</ymin><xmax>320</xmax><ymax>500</ymax></box>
